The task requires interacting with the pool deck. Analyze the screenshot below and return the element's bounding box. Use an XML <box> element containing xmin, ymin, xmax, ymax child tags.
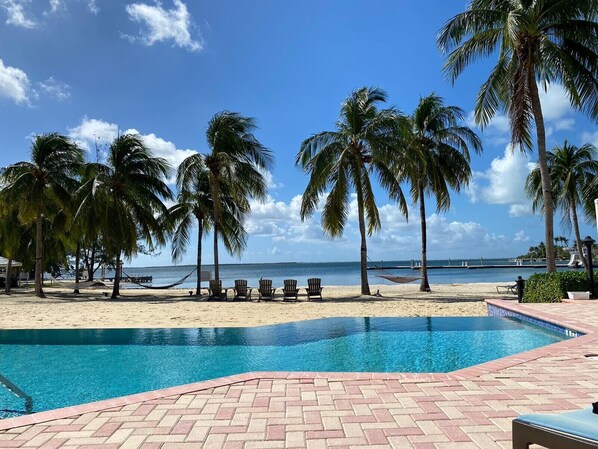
<box><xmin>1</xmin><ymin>299</ymin><xmax>598</xmax><ymax>449</ymax></box>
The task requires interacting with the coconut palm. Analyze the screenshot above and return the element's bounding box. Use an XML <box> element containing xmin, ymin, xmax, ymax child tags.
<box><xmin>0</xmin><ymin>133</ymin><xmax>83</xmax><ymax>297</ymax></box>
<box><xmin>203</xmin><ymin>112</ymin><xmax>273</xmax><ymax>281</ymax></box>
<box><xmin>526</xmin><ymin>141</ymin><xmax>598</xmax><ymax>269</ymax></box>
<box><xmin>0</xmin><ymin>206</ymin><xmax>29</xmax><ymax>294</ymax></box>
<box><xmin>167</xmin><ymin>153</ymin><xmax>247</xmax><ymax>295</ymax></box>
<box><xmin>77</xmin><ymin>134</ymin><xmax>173</xmax><ymax>298</ymax></box>
<box><xmin>397</xmin><ymin>94</ymin><xmax>482</xmax><ymax>292</ymax></box>
<box><xmin>438</xmin><ymin>0</ymin><xmax>598</xmax><ymax>272</ymax></box>
<box><xmin>296</xmin><ymin>87</ymin><xmax>407</xmax><ymax>295</ymax></box>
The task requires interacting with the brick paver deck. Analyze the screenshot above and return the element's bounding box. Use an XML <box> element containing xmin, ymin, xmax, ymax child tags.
<box><xmin>1</xmin><ymin>299</ymin><xmax>598</xmax><ymax>449</ymax></box>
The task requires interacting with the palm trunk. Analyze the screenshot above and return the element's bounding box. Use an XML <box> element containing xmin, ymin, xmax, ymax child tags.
<box><xmin>5</xmin><ymin>257</ymin><xmax>12</xmax><ymax>294</ymax></box>
<box><xmin>213</xmin><ymin>225</ymin><xmax>219</xmax><ymax>282</ymax></box>
<box><xmin>35</xmin><ymin>212</ymin><xmax>45</xmax><ymax>298</ymax></box>
<box><xmin>196</xmin><ymin>216</ymin><xmax>203</xmax><ymax>295</ymax></box>
<box><xmin>571</xmin><ymin>204</ymin><xmax>588</xmax><ymax>270</ymax></box>
<box><xmin>74</xmin><ymin>240</ymin><xmax>81</xmax><ymax>294</ymax></box>
<box><xmin>529</xmin><ymin>74</ymin><xmax>556</xmax><ymax>272</ymax></box>
<box><xmin>111</xmin><ymin>254</ymin><xmax>121</xmax><ymax>299</ymax></box>
<box><xmin>87</xmin><ymin>246</ymin><xmax>95</xmax><ymax>282</ymax></box>
<box><xmin>356</xmin><ymin>191</ymin><xmax>371</xmax><ymax>296</ymax></box>
<box><xmin>418</xmin><ymin>184</ymin><xmax>431</xmax><ymax>292</ymax></box>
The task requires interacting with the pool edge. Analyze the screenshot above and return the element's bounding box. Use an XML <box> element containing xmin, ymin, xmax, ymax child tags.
<box><xmin>2</xmin><ymin>299</ymin><xmax>597</xmax><ymax>431</ymax></box>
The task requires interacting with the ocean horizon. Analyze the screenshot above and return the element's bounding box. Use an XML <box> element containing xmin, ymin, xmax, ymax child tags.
<box><xmin>106</xmin><ymin>258</ymin><xmax>577</xmax><ymax>289</ymax></box>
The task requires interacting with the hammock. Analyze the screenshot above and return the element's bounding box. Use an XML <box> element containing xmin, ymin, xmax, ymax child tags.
<box><xmin>377</xmin><ymin>274</ymin><xmax>421</xmax><ymax>284</ymax></box>
<box><xmin>121</xmin><ymin>267</ymin><xmax>197</xmax><ymax>290</ymax></box>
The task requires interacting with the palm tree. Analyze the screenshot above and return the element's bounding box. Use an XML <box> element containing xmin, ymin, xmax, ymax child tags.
<box><xmin>167</xmin><ymin>153</ymin><xmax>247</xmax><ymax>295</ymax></box>
<box><xmin>526</xmin><ymin>141</ymin><xmax>598</xmax><ymax>269</ymax></box>
<box><xmin>203</xmin><ymin>112</ymin><xmax>273</xmax><ymax>281</ymax></box>
<box><xmin>296</xmin><ymin>87</ymin><xmax>407</xmax><ymax>295</ymax></box>
<box><xmin>77</xmin><ymin>134</ymin><xmax>173</xmax><ymax>298</ymax></box>
<box><xmin>0</xmin><ymin>206</ymin><xmax>29</xmax><ymax>294</ymax></box>
<box><xmin>397</xmin><ymin>94</ymin><xmax>482</xmax><ymax>292</ymax></box>
<box><xmin>0</xmin><ymin>133</ymin><xmax>83</xmax><ymax>297</ymax></box>
<box><xmin>438</xmin><ymin>0</ymin><xmax>598</xmax><ymax>272</ymax></box>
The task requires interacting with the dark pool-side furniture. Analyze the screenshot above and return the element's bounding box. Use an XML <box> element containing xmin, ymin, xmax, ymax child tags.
<box><xmin>512</xmin><ymin>407</ymin><xmax>598</xmax><ymax>449</ymax></box>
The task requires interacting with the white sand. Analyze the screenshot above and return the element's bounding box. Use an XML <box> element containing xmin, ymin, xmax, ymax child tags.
<box><xmin>0</xmin><ymin>282</ymin><xmax>514</xmax><ymax>329</ymax></box>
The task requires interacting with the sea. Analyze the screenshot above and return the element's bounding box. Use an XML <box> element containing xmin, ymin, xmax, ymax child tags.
<box><xmin>110</xmin><ymin>258</ymin><xmax>579</xmax><ymax>289</ymax></box>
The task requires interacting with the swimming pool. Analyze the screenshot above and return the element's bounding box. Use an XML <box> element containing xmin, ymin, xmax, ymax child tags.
<box><xmin>0</xmin><ymin>317</ymin><xmax>570</xmax><ymax>416</ymax></box>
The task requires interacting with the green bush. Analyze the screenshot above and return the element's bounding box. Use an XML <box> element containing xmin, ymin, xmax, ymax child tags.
<box><xmin>523</xmin><ymin>271</ymin><xmax>593</xmax><ymax>303</ymax></box>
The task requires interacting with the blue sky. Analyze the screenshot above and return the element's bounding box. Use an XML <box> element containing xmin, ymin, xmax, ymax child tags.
<box><xmin>0</xmin><ymin>0</ymin><xmax>597</xmax><ymax>267</ymax></box>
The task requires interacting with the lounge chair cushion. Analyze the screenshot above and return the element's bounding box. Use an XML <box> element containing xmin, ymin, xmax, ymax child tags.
<box><xmin>514</xmin><ymin>408</ymin><xmax>598</xmax><ymax>442</ymax></box>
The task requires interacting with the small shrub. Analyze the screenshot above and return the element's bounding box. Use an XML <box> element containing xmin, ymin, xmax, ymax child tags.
<box><xmin>523</xmin><ymin>271</ymin><xmax>593</xmax><ymax>303</ymax></box>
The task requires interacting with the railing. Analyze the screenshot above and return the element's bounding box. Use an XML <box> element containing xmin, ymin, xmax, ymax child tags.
<box><xmin>0</xmin><ymin>373</ymin><xmax>32</xmax><ymax>414</ymax></box>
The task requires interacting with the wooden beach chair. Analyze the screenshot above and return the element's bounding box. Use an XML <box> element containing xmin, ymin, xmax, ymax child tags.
<box><xmin>233</xmin><ymin>279</ymin><xmax>252</xmax><ymax>301</ymax></box>
<box><xmin>306</xmin><ymin>278</ymin><xmax>323</xmax><ymax>301</ymax></box>
<box><xmin>282</xmin><ymin>279</ymin><xmax>299</xmax><ymax>301</ymax></box>
<box><xmin>512</xmin><ymin>406</ymin><xmax>598</xmax><ymax>448</ymax></box>
<box><xmin>257</xmin><ymin>279</ymin><xmax>276</xmax><ymax>301</ymax></box>
<box><xmin>208</xmin><ymin>280</ymin><xmax>227</xmax><ymax>301</ymax></box>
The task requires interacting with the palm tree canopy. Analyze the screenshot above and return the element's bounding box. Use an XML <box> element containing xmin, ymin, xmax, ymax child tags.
<box><xmin>401</xmin><ymin>94</ymin><xmax>482</xmax><ymax>210</ymax></box>
<box><xmin>296</xmin><ymin>87</ymin><xmax>408</xmax><ymax>236</ymax></box>
<box><xmin>1</xmin><ymin>133</ymin><xmax>83</xmax><ymax>223</ymax></box>
<box><xmin>167</xmin><ymin>152</ymin><xmax>246</xmax><ymax>263</ymax></box>
<box><xmin>77</xmin><ymin>134</ymin><xmax>173</xmax><ymax>259</ymax></box>
<box><xmin>526</xmin><ymin>141</ymin><xmax>598</xmax><ymax>226</ymax></box>
<box><xmin>438</xmin><ymin>0</ymin><xmax>598</xmax><ymax>149</ymax></box>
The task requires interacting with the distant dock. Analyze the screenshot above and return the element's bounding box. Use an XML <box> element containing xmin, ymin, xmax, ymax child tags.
<box><xmin>367</xmin><ymin>263</ymin><xmax>574</xmax><ymax>271</ymax></box>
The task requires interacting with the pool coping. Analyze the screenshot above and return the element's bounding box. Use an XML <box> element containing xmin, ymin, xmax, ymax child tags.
<box><xmin>1</xmin><ymin>298</ymin><xmax>597</xmax><ymax>431</ymax></box>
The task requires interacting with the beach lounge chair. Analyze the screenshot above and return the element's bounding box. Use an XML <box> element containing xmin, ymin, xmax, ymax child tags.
<box><xmin>512</xmin><ymin>406</ymin><xmax>598</xmax><ymax>449</ymax></box>
<box><xmin>257</xmin><ymin>279</ymin><xmax>276</xmax><ymax>301</ymax></box>
<box><xmin>496</xmin><ymin>283</ymin><xmax>517</xmax><ymax>295</ymax></box>
<box><xmin>306</xmin><ymin>278</ymin><xmax>323</xmax><ymax>301</ymax></box>
<box><xmin>233</xmin><ymin>279</ymin><xmax>252</xmax><ymax>301</ymax></box>
<box><xmin>282</xmin><ymin>279</ymin><xmax>299</xmax><ymax>301</ymax></box>
<box><xmin>208</xmin><ymin>280</ymin><xmax>227</xmax><ymax>301</ymax></box>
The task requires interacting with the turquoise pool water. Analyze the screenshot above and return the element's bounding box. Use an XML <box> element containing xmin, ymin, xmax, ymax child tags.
<box><xmin>0</xmin><ymin>317</ymin><xmax>569</xmax><ymax>416</ymax></box>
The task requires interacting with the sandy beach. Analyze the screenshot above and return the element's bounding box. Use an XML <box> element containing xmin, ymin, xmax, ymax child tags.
<box><xmin>0</xmin><ymin>282</ymin><xmax>513</xmax><ymax>329</ymax></box>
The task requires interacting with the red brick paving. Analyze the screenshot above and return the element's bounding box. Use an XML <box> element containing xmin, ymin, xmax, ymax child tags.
<box><xmin>1</xmin><ymin>299</ymin><xmax>598</xmax><ymax>448</ymax></box>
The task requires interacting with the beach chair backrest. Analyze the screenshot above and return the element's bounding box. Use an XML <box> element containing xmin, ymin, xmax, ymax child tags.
<box><xmin>307</xmin><ymin>278</ymin><xmax>321</xmax><ymax>293</ymax></box>
<box><xmin>259</xmin><ymin>279</ymin><xmax>272</xmax><ymax>294</ymax></box>
<box><xmin>209</xmin><ymin>279</ymin><xmax>222</xmax><ymax>294</ymax></box>
<box><xmin>283</xmin><ymin>279</ymin><xmax>297</xmax><ymax>293</ymax></box>
<box><xmin>235</xmin><ymin>279</ymin><xmax>248</xmax><ymax>295</ymax></box>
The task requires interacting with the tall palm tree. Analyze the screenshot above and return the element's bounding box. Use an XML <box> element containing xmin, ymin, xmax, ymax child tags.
<box><xmin>0</xmin><ymin>133</ymin><xmax>83</xmax><ymax>297</ymax></box>
<box><xmin>296</xmin><ymin>87</ymin><xmax>407</xmax><ymax>296</ymax></box>
<box><xmin>203</xmin><ymin>112</ymin><xmax>273</xmax><ymax>281</ymax></box>
<box><xmin>397</xmin><ymin>94</ymin><xmax>482</xmax><ymax>292</ymax></box>
<box><xmin>167</xmin><ymin>153</ymin><xmax>247</xmax><ymax>295</ymax></box>
<box><xmin>77</xmin><ymin>134</ymin><xmax>173</xmax><ymax>298</ymax></box>
<box><xmin>438</xmin><ymin>0</ymin><xmax>598</xmax><ymax>272</ymax></box>
<box><xmin>526</xmin><ymin>141</ymin><xmax>598</xmax><ymax>269</ymax></box>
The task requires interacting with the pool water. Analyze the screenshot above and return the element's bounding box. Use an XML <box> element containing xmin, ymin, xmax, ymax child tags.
<box><xmin>0</xmin><ymin>317</ymin><xmax>569</xmax><ymax>416</ymax></box>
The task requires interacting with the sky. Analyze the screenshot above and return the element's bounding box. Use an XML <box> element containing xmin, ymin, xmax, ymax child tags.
<box><xmin>0</xmin><ymin>0</ymin><xmax>597</xmax><ymax>267</ymax></box>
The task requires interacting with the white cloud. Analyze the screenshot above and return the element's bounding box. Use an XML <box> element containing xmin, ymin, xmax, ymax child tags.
<box><xmin>67</xmin><ymin>116</ymin><xmax>119</xmax><ymax>151</ymax></box>
<box><xmin>582</xmin><ymin>131</ymin><xmax>598</xmax><ymax>148</ymax></box>
<box><xmin>467</xmin><ymin>145</ymin><xmax>535</xmax><ymax>217</ymax></box>
<box><xmin>514</xmin><ymin>230</ymin><xmax>529</xmax><ymax>242</ymax></box>
<box><xmin>48</xmin><ymin>0</ymin><xmax>62</xmax><ymax>13</ymax></box>
<box><xmin>0</xmin><ymin>0</ymin><xmax>36</xmax><ymax>28</ymax></box>
<box><xmin>38</xmin><ymin>77</ymin><xmax>70</xmax><ymax>101</ymax></box>
<box><xmin>538</xmin><ymin>83</ymin><xmax>571</xmax><ymax>122</ymax></box>
<box><xmin>87</xmin><ymin>0</ymin><xmax>98</xmax><ymax>13</ymax></box>
<box><xmin>0</xmin><ymin>58</ymin><xmax>30</xmax><ymax>104</ymax></box>
<box><xmin>67</xmin><ymin>117</ymin><xmax>197</xmax><ymax>183</ymax></box>
<box><xmin>125</xmin><ymin>0</ymin><xmax>202</xmax><ymax>52</ymax></box>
